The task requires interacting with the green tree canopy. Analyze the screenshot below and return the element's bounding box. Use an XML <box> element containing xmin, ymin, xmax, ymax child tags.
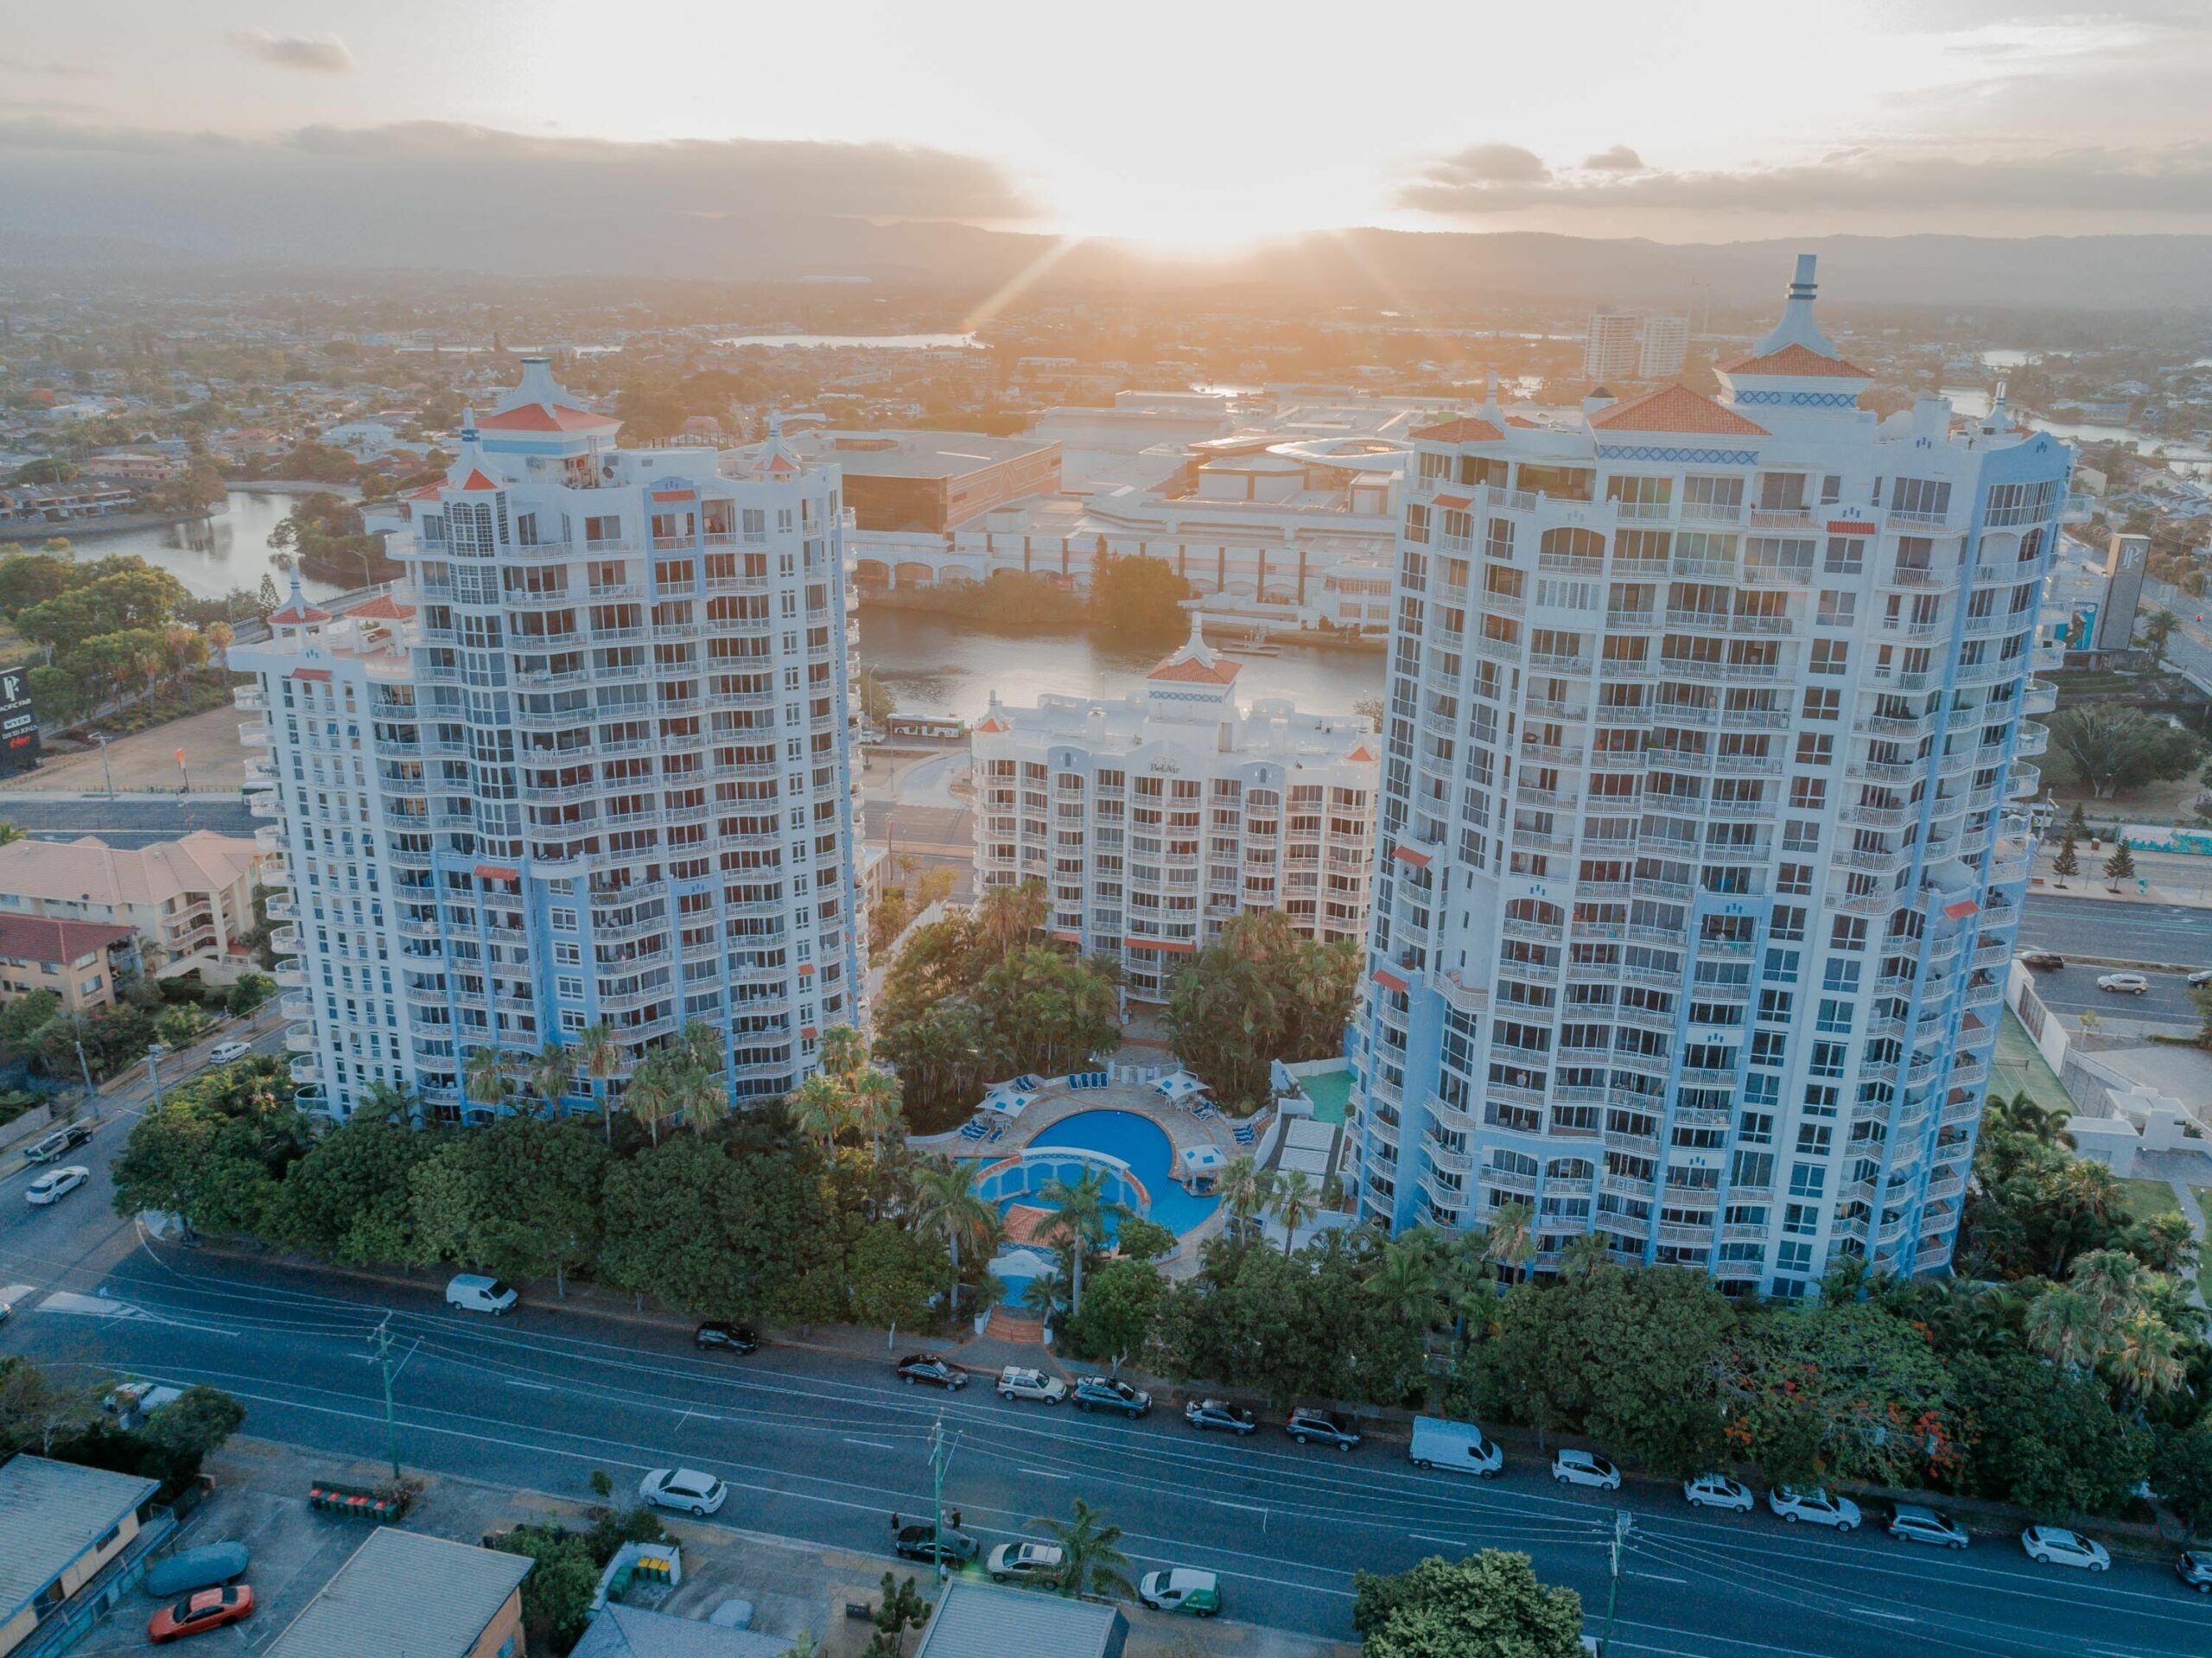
<box><xmin>1352</xmin><ymin>1551</ymin><xmax>1585</xmax><ymax>1658</ymax></box>
<box><xmin>1163</xmin><ymin>911</ymin><xmax>1360</xmax><ymax>1110</ymax></box>
<box><xmin>2048</xmin><ymin>705</ymin><xmax>2203</xmax><ymax>798</ymax></box>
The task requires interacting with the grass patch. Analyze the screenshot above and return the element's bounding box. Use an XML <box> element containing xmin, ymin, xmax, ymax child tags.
<box><xmin>2195</xmin><ymin>1188</ymin><xmax>2212</xmax><ymax>1230</ymax></box>
<box><xmin>2120</xmin><ymin>1178</ymin><xmax>2183</xmax><ymax>1222</ymax></box>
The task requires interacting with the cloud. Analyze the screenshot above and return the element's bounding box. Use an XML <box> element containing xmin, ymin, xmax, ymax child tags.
<box><xmin>1398</xmin><ymin>142</ymin><xmax>2212</xmax><ymax>218</ymax></box>
<box><xmin>1421</xmin><ymin>143</ymin><xmax>1551</xmax><ymax>187</ymax></box>
<box><xmin>0</xmin><ymin>57</ymin><xmax>99</xmax><ymax>79</ymax></box>
<box><xmin>230</xmin><ymin>29</ymin><xmax>355</xmax><ymax>74</ymax></box>
<box><xmin>1580</xmin><ymin>145</ymin><xmax>1644</xmax><ymax>173</ymax></box>
<box><xmin>0</xmin><ymin>116</ymin><xmax>1041</xmax><ymax>273</ymax></box>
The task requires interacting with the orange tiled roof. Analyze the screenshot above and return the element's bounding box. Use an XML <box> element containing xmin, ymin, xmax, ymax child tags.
<box><xmin>1411</xmin><ymin>416</ymin><xmax>1505</xmax><ymax>443</ymax></box>
<box><xmin>346</xmin><ymin>594</ymin><xmax>417</xmax><ymax>621</ymax></box>
<box><xmin>1147</xmin><ymin>653</ymin><xmax>1241</xmax><ymax>685</ymax></box>
<box><xmin>475</xmin><ymin>402</ymin><xmax>618</xmax><ymax>433</ymax></box>
<box><xmin>1588</xmin><ymin>384</ymin><xmax>1770</xmax><ymax>438</ymax></box>
<box><xmin>1718</xmin><ymin>342</ymin><xmax>1874</xmax><ymax>379</ymax></box>
<box><xmin>457</xmin><ymin>468</ymin><xmax>500</xmax><ymax>492</ymax></box>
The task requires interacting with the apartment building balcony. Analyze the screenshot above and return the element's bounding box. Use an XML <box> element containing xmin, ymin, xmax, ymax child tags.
<box><xmin>283</xmin><ymin>1022</ymin><xmax>317</xmax><ymax>1052</ymax></box>
<box><xmin>2022</xmin><ymin>678</ymin><xmax>2057</xmax><ymax>715</ymax></box>
<box><xmin>1423</xmin><ymin>1130</ymin><xmax>1472</xmax><ymax>1176</ymax></box>
<box><xmin>248</xmin><ymin>792</ymin><xmax>282</xmax><ymax>819</ymax></box>
<box><xmin>289</xmin><ymin>1057</ymin><xmax>321</xmax><ymax>1085</ymax></box>
<box><xmin>2005</xmin><ymin>764</ymin><xmax>2040</xmax><ymax>798</ymax></box>
<box><xmin>238</xmin><ymin>718</ymin><xmax>272</xmax><ymax>748</ymax></box>
<box><xmin>259</xmin><ymin>854</ymin><xmax>292</xmax><ymax>886</ymax></box>
<box><xmin>1414</xmin><ymin>1165</ymin><xmax>1470</xmax><ymax>1217</ymax></box>
<box><xmin>269</xmin><ymin>925</ymin><xmax>301</xmax><ymax>954</ymax></box>
<box><xmin>274</xmin><ymin>963</ymin><xmax>308</xmax><ymax>988</ymax></box>
<box><xmin>278</xmin><ymin>992</ymin><xmax>314</xmax><ymax>1021</ymax></box>
<box><xmin>233</xmin><ymin>684</ymin><xmax>269</xmax><ymax>712</ymax></box>
<box><xmin>2011</xmin><ymin>721</ymin><xmax>2049</xmax><ymax>759</ymax></box>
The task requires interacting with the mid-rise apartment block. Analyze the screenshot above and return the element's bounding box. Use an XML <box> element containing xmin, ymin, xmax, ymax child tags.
<box><xmin>972</xmin><ymin>619</ymin><xmax>1377</xmax><ymax>1001</ymax></box>
<box><xmin>234</xmin><ymin>360</ymin><xmax>864</xmax><ymax>1120</ymax></box>
<box><xmin>1356</xmin><ymin>257</ymin><xmax>2068</xmax><ymax>1295</ymax></box>
<box><xmin>1638</xmin><ymin>315</ymin><xmax>1689</xmax><ymax>380</ymax></box>
<box><xmin>1583</xmin><ymin>311</ymin><xmax>1643</xmax><ymax>384</ymax></box>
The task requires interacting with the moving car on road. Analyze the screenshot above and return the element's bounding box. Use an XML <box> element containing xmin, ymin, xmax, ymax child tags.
<box><xmin>1286</xmin><ymin>1407</ymin><xmax>1362</xmax><ymax>1451</ymax></box>
<box><xmin>149</xmin><ymin>1586</ymin><xmax>254</xmax><ymax>1642</ymax></box>
<box><xmin>444</xmin><ymin>1274</ymin><xmax>518</xmax><ymax>1314</ymax></box>
<box><xmin>895</xmin><ymin>1354</ymin><xmax>967</xmax><ymax>1389</ymax></box>
<box><xmin>208</xmin><ymin>1040</ymin><xmax>252</xmax><ymax>1064</ymax></box>
<box><xmin>997</xmin><ymin>1366</ymin><xmax>1067</xmax><ymax>1404</ymax></box>
<box><xmin>1139</xmin><ymin>1568</ymin><xmax>1222</xmax><ymax>1617</ymax></box>
<box><xmin>1408</xmin><ymin>1415</ymin><xmax>1500</xmax><ymax>1477</ymax></box>
<box><xmin>2021</xmin><ymin>1527</ymin><xmax>2108</xmax><ymax>1570</ymax></box>
<box><xmin>1071</xmin><ymin>1375</ymin><xmax>1151</xmax><ymax>1417</ymax></box>
<box><xmin>23</xmin><ymin>1121</ymin><xmax>93</xmax><ymax>1162</ymax></box>
<box><xmin>1768</xmin><ymin>1488</ymin><xmax>1861</xmax><ymax>1530</ymax></box>
<box><xmin>2096</xmin><ymin>972</ymin><xmax>2150</xmax><ymax>994</ymax></box>
<box><xmin>1888</xmin><ymin>1503</ymin><xmax>1968</xmax><ymax>1549</ymax></box>
<box><xmin>639</xmin><ymin>1468</ymin><xmax>728</xmax><ymax>1515</ymax></box>
<box><xmin>892</xmin><ymin>1521</ymin><xmax>977</xmax><ymax>1566</ymax></box>
<box><xmin>1683</xmin><ymin>1474</ymin><xmax>1754</xmax><ymax>1511</ymax></box>
<box><xmin>987</xmin><ymin>1541</ymin><xmax>1065</xmax><ymax>1585</ymax></box>
<box><xmin>2177</xmin><ymin>1549</ymin><xmax>2212</xmax><ymax>1592</ymax></box>
<box><xmin>1553</xmin><ymin>1449</ymin><xmax>1621</xmax><ymax>1490</ymax></box>
<box><xmin>1184</xmin><ymin>1399</ymin><xmax>1258</xmax><ymax>1435</ymax></box>
<box><xmin>24</xmin><ymin>1165</ymin><xmax>88</xmax><ymax>1205</ymax></box>
<box><xmin>2018</xmin><ymin>951</ymin><xmax>2064</xmax><ymax>971</ymax></box>
<box><xmin>695</xmin><ymin>1322</ymin><xmax>759</xmax><ymax>1354</ymax></box>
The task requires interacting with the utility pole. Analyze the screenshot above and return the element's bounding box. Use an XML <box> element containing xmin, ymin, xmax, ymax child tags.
<box><xmin>370</xmin><ymin>1314</ymin><xmax>404</xmax><ymax>1482</ymax></box>
<box><xmin>97</xmin><ymin>733</ymin><xmax>113</xmax><ymax>798</ymax></box>
<box><xmin>928</xmin><ymin>1413</ymin><xmax>957</xmax><ymax>1585</ymax></box>
<box><xmin>1599</xmin><ymin>1509</ymin><xmax>1631</xmax><ymax>1656</ymax></box>
<box><xmin>73</xmin><ymin>1020</ymin><xmax>99</xmax><ymax>1123</ymax></box>
<box><xmin>145</xmin><ymin>1042</ymin><xmax>167</xmax><ymax>1112</ymax></box>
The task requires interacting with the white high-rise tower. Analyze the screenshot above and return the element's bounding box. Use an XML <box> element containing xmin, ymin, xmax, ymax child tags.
<box><xmin>235</xmin><ymin>360</ymin><xmax>866</xmax><ymax>1121</ymax></box>
<box><xmin>1354</xmin><ymin>257</ymin><xmax>2068</xmax><ymax>1295</ymax></box>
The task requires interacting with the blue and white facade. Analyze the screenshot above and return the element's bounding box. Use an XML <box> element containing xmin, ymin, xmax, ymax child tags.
<box><xmin>235</xmin><ymin>359</ymin><xmax>865</xmax><ymax>1121</ymax></box>
<box><xmin>1350</xmin><ymin>258</ymin><xmax>2068</xmax><ymax>1293</ymax></box>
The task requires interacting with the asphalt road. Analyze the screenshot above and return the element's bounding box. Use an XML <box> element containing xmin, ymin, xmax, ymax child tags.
<box><xmin>0</xmin><ymin>793</ymin><xmax>258</xmax><ymax>847</ymax></box>
<box><xmin>3</xmin><ymin>1166</ymin><xmax>2207</xmax><ymax>1654</ymax></box>
<box><xmin>2017</xmin><ymin>894</ymin><xmax>2207</xmax><ymax>1024</ymax></box>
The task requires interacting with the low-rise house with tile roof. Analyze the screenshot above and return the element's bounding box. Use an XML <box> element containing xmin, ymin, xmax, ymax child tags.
<box><xmin>0</xmin><ymin>831</ymin><xmax>260</xmax><ymax>980</ymax></box>
<box><xmin>0</xmin><ymin>914</ymin><xmax>137</xmax><ymax>1012</ymax></box>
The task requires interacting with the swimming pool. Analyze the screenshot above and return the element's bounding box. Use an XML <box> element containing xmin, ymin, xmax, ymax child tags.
<box><xmin>1021</xmin><ymin>1109</ymin><xmax>1221</xmax><ymax>1236</ymax></box>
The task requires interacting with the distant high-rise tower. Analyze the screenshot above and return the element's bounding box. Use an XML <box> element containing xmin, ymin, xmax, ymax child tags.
<box><xmin>235</xmin><ymin>359</ymin><xmax>866</xmax><ymax>1122</ymax></box>
<box><xmin>1360</xmin><ymin>256</ymin><xmax>2069</xmax><ymax>1297</ymax></box>
<box><xmin>1584</xmin><ymin>310</ymin><xmax>1641</xmax><ymax>384</ymax></box>
<box><xmin>1638</xmin><ymin>315</ymin><xmax>1689</xmax><ymax>380</ymax></box>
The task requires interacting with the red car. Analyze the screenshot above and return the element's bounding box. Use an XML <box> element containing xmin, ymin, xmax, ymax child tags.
<box><xmin>149</xmin><ymin>1585</ymin><xmax>255</xmax><ymax>1642</ymax></box>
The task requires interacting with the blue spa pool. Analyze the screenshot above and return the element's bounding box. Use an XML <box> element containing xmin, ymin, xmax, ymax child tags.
<box><xmin>1017</xmin><ymin>1109</ymin><xmax>1222</xmax><ymax>1236</ymax></box>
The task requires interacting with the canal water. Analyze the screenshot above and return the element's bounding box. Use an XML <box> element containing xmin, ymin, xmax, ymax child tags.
<box><xmin>57</xmin><ymin>488</ymin><xmax>350</xmax><ymax>602</ymax></box>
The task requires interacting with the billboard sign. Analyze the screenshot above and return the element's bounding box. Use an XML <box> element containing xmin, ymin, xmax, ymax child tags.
<box><xmin>0</xmin><ymin>668</ymin><xmax>38</xmax><ymax>778</ymax></box>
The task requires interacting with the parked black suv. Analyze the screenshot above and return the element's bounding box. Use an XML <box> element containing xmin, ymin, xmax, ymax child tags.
<box><xmin>1071</xmin><ymin>1375</ymin><xmax>1151</xmax><ymax>1418</ymax></box>
<box><xmin>1285</xmin><ymin>1407</ymin><xmax>1362</xmax><ymax>1449</ymax></box>
<box><xmin>1184</xmin><ymin>1399</ymin><xmax>1259</xmax><ymax>1435</ymax></box>
<box><xmin>695</xmin><ymin>1322</ymin><xmax>759</xmax><ymax>1355</ymax></box>
<box><xmin>892</xmin><ymin>1520</ymin><xmax>977</xmax><ymax>1566</ymax></box>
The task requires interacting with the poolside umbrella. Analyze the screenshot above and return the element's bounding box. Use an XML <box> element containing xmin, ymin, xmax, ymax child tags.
<box><xmin>1154</xmin><ymin>1070</ymin><xmax>1208</xmax><ymax>1105</ymax></box>
<box><xmin>1179</xmin><ymin>1144</ymin><xmax>1225</xmax><ymax>1186</ymax></box>
<box><xmin>982</xmin><ymin>1086</ymin><xmax>1036</xmax><ymax>1119</ymax></box>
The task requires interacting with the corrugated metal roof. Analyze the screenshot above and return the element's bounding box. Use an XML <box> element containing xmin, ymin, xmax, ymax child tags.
<box><xmin>571</xmin><ymin>1605</ymin><xmax>791</xmax><ymax>1658</ymax></box>
<box><xmin>262</xmin><ymin>1528</ymin><xmax>533</xmax><ymax>1658</ymax></box>
<box><xmin>912</xmin><ymin>1580</ymin><xmax>1125</xmax><ymax>1658</ymax></box>
<box><xmin>0</xmin><ymin>1455</ymin><xmax>159</xmax><ymax>1620</ymax></box>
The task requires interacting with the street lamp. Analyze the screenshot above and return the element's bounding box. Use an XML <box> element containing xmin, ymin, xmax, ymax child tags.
<box><xmin>97</xmin><ymin>733</ymin><xmax>114</xmax><ymax>798</ymax></box>
<box><xmin>146</xmin><ymin>1041</ymin><xmax>168</xmax><ymax>1112</ymax></box>
<box><xmin>73</xmin><ymin>1015</ymin><xmax>100</xmax><ymax>1123</ymax></box>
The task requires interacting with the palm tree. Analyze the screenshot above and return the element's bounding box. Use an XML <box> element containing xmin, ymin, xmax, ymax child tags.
<box><xmin>1217</xmin><ymin>1153</ymin><xmax>1271</xmax><ymax>1242</ymax></box>
<box><xmin>2069</xmin><ymin>1248</ymin><xmax>2148</xmax><ymax>1325</ymax></box>
<box><xmin>820</xmin><ymin>1024</ymin><xmax>868</xmax><ymax>1080</ymax></box>
<box><xmin>678</xmin><ymin>1019</ymin><xmax>722</xmax><ymax>1076</ymax></box>
<box><xmin>1037</xmin><ymin>1499</ymin><xmax>1134</xmax><ymax>1600</ymax></box>
<box><xmin>1368</xmin><ymin>1236</ymin><xmax>1443</xmax><ymax>1330</ymax></box>
<box><xmin>2107</xmin><ymin>1308</ymin><xmax>2187</xmax><ymax>1407</ymax></box>
<box><xmin>2138</xmin><ymin>607</ymin><xmax>2179</xmax><ymax>670</ymax></box>
<box><xmin>359</xmin><ymin>1077</ymin><xmax>418</xmax><ymax>1126</ymax></box>
<box><xmin>462</xmin><ymin>1045</ymin><xmax>511</xmax><ymax>1117</ymax></box>
<box><xmin>2025</xmin><ymin>1284</ymin><xmax>2103</xmax><ymax>1372</ymax></box>
<box><xmin>526</xmin><ymin>1041</ymin><xmax>572</xmax><ymax>1120</ymax></box>
<box><xmin>626</xmin><ymin>1064</ymin><xmax>677</xmax><ymax>1147</ymax></box>
<box><xmin>849</xmin><ymin>1066</ymin><xmax>903</xmax><ymax>1161</ymax></box>
<box><xmin>574</xmin><ymin>1020</ymin><xmax>624</xmax><ymax>1143</ymax></box>
<box><xmin>1479</xmin><ymin>1200</ymin><xmax>1539</xmax><ymax>1282</ymax></box>
<box><xmin>787</xmin><ymin>1072</ymin><xmax>852</xmax><ymax>1148</ymax></box>
<box><xmin>1268</xmin><ymin>1167</ymin><xmax>1320</xmax><ymax>1255</ymax></box>
<box><xmin>671</xmin><ymin>1059</ymin><xmax>729</xmax><ymax>1136</ymax></box>
<box><xmin>1039</xmin><ymin>1169</ymin><xmax>1123</xmax><ymax>1319</ymax></box>
<box><xmin>913</xmin><ymin>1155</ymin><xmax>999</xmax><ymax>1315</ymax></box>
<box><xmin>1020</xmin><ymin>1271</ymin><xmax>1063</xmax><ymax>1325</ymax></box>
<box><xmin>0</xmin><ymin>822</ymin><xmax>22</xmax><ymax>847</ymax></box>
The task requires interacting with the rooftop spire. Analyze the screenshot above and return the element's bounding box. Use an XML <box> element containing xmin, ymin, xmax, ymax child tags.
<box><xmin>1752</xmin><ymin>251</ymin><xmax>1840</xmax><ymax>357</ymax></box>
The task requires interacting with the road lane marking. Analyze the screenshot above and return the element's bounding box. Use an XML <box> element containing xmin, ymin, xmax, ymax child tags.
<box><xmin>1853</xmin><ymin>1607</ymin><xmax>1914</xmax><ymax>1622</ymax></box>
<box><xmin>1631</xmin><ymin>1572</ymin><xmax>1689</xmax><ymax>1584</ymax></box>
<box><xmin>843</xmin><ymin>1437</ymin><xmax>894</xmax><ymax>1451</ymax></box>
<box><xmin>1408</xmin><ymin>1533</ymin><xmax>1471</xmax><ymax>1549</ymax></box>
<box><xmin>1016</xmin><ymin>1467</ymin><xmax>1071</xmax><ymax>1479</ymax></box>
<box><xmin>505</xmin><ymin>1379</ymin><xmax>553</xmax><ymax>1391</ymax></box>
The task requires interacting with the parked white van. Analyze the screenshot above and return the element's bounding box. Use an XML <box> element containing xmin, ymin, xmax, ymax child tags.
<box><xmin>1408</xmin><ymin>1415</ymin><xmax>1503</xmax><ymax>1478</ymax></box>
<box><xmin>445</xmin><ymin>1274</ymin><xmax>518</xmax><ymax>1315</ymax></box>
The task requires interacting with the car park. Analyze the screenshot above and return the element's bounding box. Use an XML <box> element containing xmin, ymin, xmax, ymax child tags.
<box><xmin>639</xmin><ymin>1468</ymin><xmax>728</xmax><ymax>1515</ymax></box>
<box><xmin>1768</xmin><ymin>1488</ymin><xmax>1861</xmax><ymax>1530</ymax></box>
<box><xmin>208</xmin><ymin>1040</ymin><xmax>252</xmax><ymax>1064</ymax></box>
<box><xmin>1286</xmin><ymin>1407</ymin><xmax>1362</xmax><ymax>1450</ymax></box>
<box><xmin>2096</xmin><ymin>972</ymin><xmax>2149</xmax><ymax>995</ymax></box>
<box><xmin>24</xmin><ymin>1165</ymin><xmax>88</xmax><ymax>1205</ymax></box>
<box><xmin>695</xmin><ymin>1321</ymin><xmax>759</xmax><ymax>1354</ymax></box>
<box><xmin>1072</xmin><ymin>1375</ymin><xmax>1151</xmax><ymax>1417</ymax></box>
<box><xmin>892</xmin><ymin>1521</ymin><xmax>977</xmax><ymax>1566</ymax></box>
<box><xmin>1184</xmin><ymin>1399</ymin><xmax>1258</xmax><ymax>1435</ymax></box>
<box><xmin>2018</xmin><ymin>951</ymin><xmax>2065</xmax><ymax>971</ymax></box>
<box><xmin>23</xmin><ymin>1121</ymin><xmax>93</xmax><ymax>1162</ymax></box>
<box><xmin>2022</xmin><ymin>1526</ymin><xmax>2108</xmax><ymax>1570</ymax></box>
<box><xmin>987</xmin><ymin>1541</ymin><xmax>1065</xmax><ymax>1585</ymax></box>
<box><xmin>997</xmin><ymin>1366</ymin><xmax>1067</xmax><ymax>1404</ymax></box>
<box><xmin>1682</xmin><ymin>1474</ymin><xmax>1754</xmax><ymax>1512</ymax></box>
<box><xmin>1138</xmin><ymin>1568</ymin><xmax>1222</xmax><ymax>1617</ymax></box>
<box><xmin>895</xmin><ymin>1354</ymin><xmax>968</xmax><ymax>1389</ymax></box>
<box><xmin>1553</xmin><ymin>1449</ymin><xmax>1621</xmax><ymax>1490</ymax></box>
<box><xmin>2177</xmin><ymin>1549</ymin><xmax>2212</xmax><ymax>1592</ymax></box>
<box><xmin>444</xmin><ymin>1274</ymin><xmax>518</xmax><ymax>1314</ymax></box>
<box><xmin>1408</xmin><ymin>1415</ymin><xmax>1501</xmax><ymax>1477</ymax></box>
<box><xmin>149</xmin><ymin>1586</ymin><xmax>254</xmax><ymax>1642</ymax></box>
<box><xmin>1888</xmin><ymin>1503</ymin><xmax>1968</xmax><ymax>1549</ymax></box>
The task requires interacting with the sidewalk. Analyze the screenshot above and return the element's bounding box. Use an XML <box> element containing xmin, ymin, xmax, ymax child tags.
<box><xmin>2031</xmin><ymin>842</ymin><xmax>2212</xmax><ymax>908</ymax></box>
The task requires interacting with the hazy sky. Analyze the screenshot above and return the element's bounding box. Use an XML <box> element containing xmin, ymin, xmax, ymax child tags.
<box><xmin>4</xmin><ymin>1</ymin><xmax>2210</xmax><ymax>255</ymax></box>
